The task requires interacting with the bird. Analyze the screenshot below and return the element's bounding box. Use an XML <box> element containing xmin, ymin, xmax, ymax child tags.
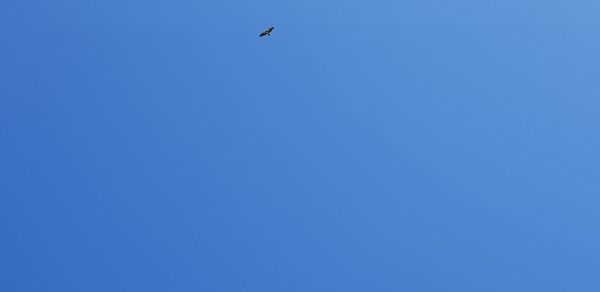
<box><xmin>259</xmin><ymin>27</ymin><xmax>274</xmax><ymax>37</ymax></box>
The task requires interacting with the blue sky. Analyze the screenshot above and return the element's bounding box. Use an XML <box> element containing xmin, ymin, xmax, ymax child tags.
<box><xmin>1</xmin><ymin>0</ymin><xmax>599</xmax><ymax>291</ymax></box>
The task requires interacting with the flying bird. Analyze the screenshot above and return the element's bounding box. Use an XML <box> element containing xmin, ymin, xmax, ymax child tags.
<box><xmin>259</xmin><ymin>27</ymin><xmax>274</xmax><ymax>37</ymax></box>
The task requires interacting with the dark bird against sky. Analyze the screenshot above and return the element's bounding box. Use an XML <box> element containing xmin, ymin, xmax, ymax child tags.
<box><xmin>259</xmin><ymin>27</ymin><xmax>274</xmax><ymax>37</ymax></box>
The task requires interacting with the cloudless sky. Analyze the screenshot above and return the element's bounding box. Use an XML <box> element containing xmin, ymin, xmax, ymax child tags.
<box><xmin>1</xmin><ymin>0</ymin><xmax>599</xmax><ymax>291</ymax></box>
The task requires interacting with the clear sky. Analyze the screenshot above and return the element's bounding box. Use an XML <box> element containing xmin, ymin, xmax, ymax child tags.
<box><xmin>1</xmin><ymin>0</ymin><xmax>599</xmax><ymax>291</ymax></box>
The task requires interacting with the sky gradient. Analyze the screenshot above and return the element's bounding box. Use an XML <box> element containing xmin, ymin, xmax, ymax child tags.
<box><xmin>1</xmin><ymin>0</ymin><xmax>600</xmax><ymax>291</ymax></box>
